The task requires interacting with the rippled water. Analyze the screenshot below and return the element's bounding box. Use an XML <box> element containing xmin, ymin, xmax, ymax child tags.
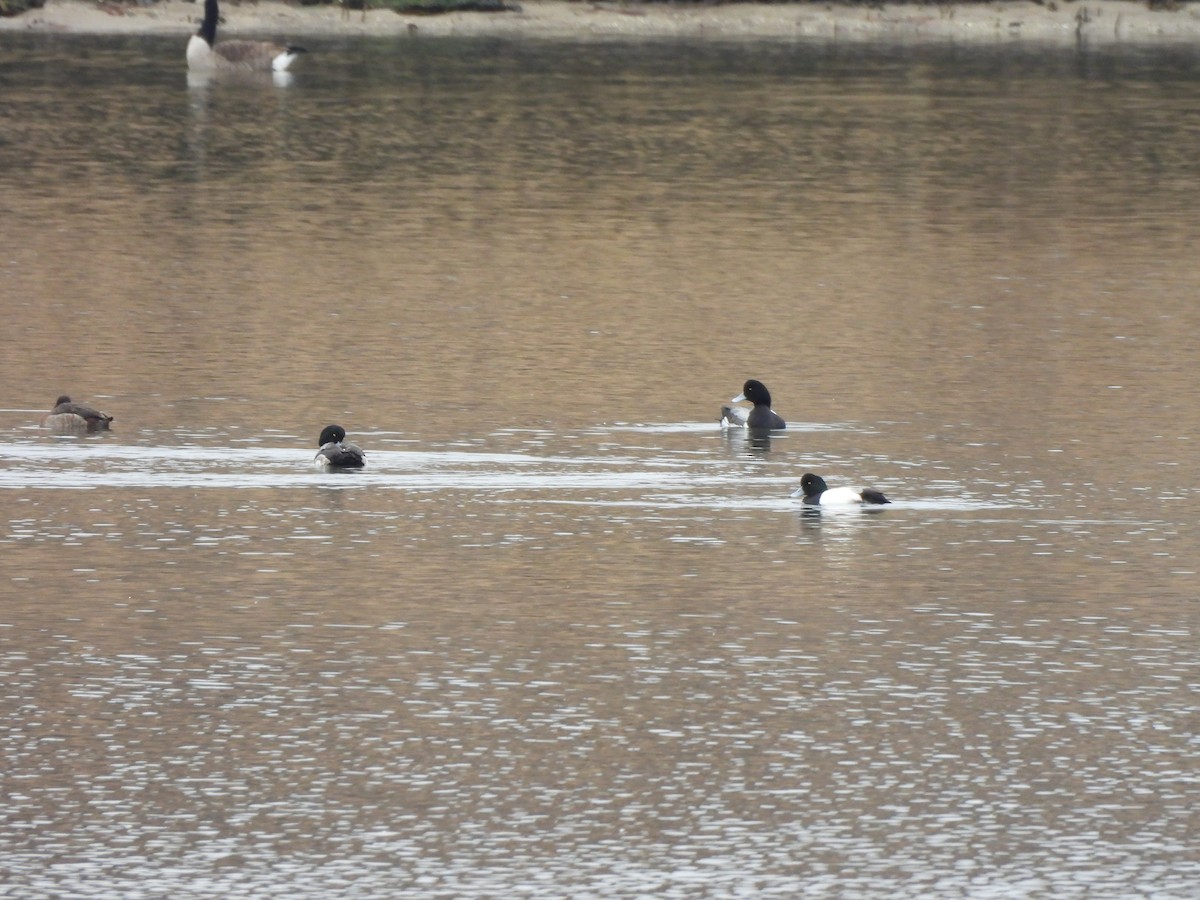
<box><xmin>2</xmin><ymin>32</ymin><xmax>1200</xmax><ymax>898</ymax></box>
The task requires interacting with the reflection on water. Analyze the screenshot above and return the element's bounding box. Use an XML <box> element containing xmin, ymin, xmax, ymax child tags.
<box><xmin>2</xmin><ymin>33</ymin><xmax>1200</xmax><ymax>897</ymax></box>
<box><xmin>186</xmin><ymin>69</ymin><xmax>296</xmax><ymax>90</ymax></box>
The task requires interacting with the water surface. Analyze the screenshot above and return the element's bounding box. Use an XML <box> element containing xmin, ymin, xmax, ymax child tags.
<box><xmin>2</xmin><ymin>33</ymin><xmax>1199</xmax><ymax>898</ymax></box>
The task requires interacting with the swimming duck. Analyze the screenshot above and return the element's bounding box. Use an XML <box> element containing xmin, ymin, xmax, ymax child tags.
<box><xmin>314</xmin><ymin>424</ymin><xmax>365</xmax><ymax>470</ymax></box>
<box><xmin>793</xmin><ymin>473</ymin><xmax>890</xmax><ymax>506</ymax></box>
<box><xmin>721</xmin><ymin>379</ymin><xmax>786</xmax><ymax>430</ymax></box>
<box><xmin>187</xmin><ymin>0</ymin><xmax>307</xmax><ymax>73</ymax></box>
<box><xmin>42</xmin><ymin>395</ymin><xmax>113</xmax><ymax>434</ymax></box>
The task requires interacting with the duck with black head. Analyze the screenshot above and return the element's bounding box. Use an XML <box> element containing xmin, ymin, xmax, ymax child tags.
<box><xmin>793</xmin><ymin>473</ymin><xmax>890</xmax><ymax>506</ymax></box>
<box><xmin>721</xmin><ymin>379</ymin><xmax>786</xmax><ymax>430</ymax></box>
<box><xmin>42</xmin><ymin>395</ymin><xmax>113</xmax><ymax>434</ymax></box>
<box><xmin>314</xmin><ymin>424</ymin><xmax>365</xmax><ymax>471</ymax></box>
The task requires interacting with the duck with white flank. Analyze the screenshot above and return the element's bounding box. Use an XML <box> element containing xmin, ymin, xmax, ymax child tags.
<box><xmin>793</xmin><ymin>473</ymin><xmax>890</xmax><ymax>506</ymax></box>
<box><xmin>314</xmin><ymin>424</ymin><xmax>365</xmax><ymax>471</ymax></box>
<box><xmin>42</xmin><ymin>395</ymin><xmax>113</xmax><ymax>434</ymax></box>
<box><xmin>721</xmin><ymin>379</ymin><xmax>786</xmax><ymax>430</ymax></box>
<box><xmin>187</xmin><ymin>0</ymin><xmax>307</xmax><ymax>73</ymax></box>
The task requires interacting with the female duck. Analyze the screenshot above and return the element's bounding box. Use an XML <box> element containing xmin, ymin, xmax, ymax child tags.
<box><xmin>721</xmin><ymin>379</ymin><xmax>786</xmax><ymax>430</ymax></box>
<box><xmin>187</xmin><ymin>0</ymin><xmax>307</xmax><ymax>73</ymax></box>
<box><xmin>42</xmin><ymin>395</ymin><xmax>113</xmax><ymax>434</ymax></box>
<box><xmin>315</xmin><ymin>425</ymin><xmax>365</xmax><ymax>471</ymax></box>
<box><xmin>794</xmin><ymin>473</ymin><xmax>889</xmax><ymax>506</ymax></box>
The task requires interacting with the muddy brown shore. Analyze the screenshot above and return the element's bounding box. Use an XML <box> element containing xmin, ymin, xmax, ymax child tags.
<box><xmin>3</xmin><ymin>0</ymin><xmax>1200</xmax><ymax>44</ymax></box>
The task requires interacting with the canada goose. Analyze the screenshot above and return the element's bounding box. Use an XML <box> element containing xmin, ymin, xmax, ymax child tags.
<box><xmin>793</xmin><ymin>473</ymin><xmax>890</xmax><ymax>506</ymax></box>
<box><xmin>720</xmin><ymin>379</ymin><xmax>786</xmax><ymax>430</ymax></box>
<box><xmin>314</xmin><ymin>424</ymin><xmax>366</xmax><ymax>471</ymax></box>
<box><xmin>187</xmin><ymin>0</ymin><xmax>307</xmax><ymax>73</ymax></box>
<box><xmin>42</xmin><ymin>395</ymin><xmax>113</xmax><ymax>434</ymax></box>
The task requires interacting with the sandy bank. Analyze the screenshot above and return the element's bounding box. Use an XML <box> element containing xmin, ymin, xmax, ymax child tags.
<box><xmin>2</xmin><ymin>0</ymin><xmax>1200</xmax><ymax>44</ymax></box>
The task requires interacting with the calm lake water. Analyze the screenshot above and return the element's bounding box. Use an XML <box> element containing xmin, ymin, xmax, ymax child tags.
<box><xmin>2</xmin><ymin>30</ymin><xmax>1199</xmax><ymax>898</ymax></box>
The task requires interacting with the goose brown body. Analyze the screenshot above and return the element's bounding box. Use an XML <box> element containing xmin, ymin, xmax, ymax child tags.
<box><xmin>187</xmin><ymin>0</ymin><xmax>306</xmax><ymax>72</ymax></box>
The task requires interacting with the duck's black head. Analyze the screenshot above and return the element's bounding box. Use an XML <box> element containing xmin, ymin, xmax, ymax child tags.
<box><xmin>742</xmin><ymin>379</ymin><xmax>773</xmax><ymax>407</ymax></box>
<box><xmin>54</xmin><ymin>395</ymin><xmax>71</xmax><ymax>407</ymax></box>
<box><xmin>318</xmin><ymin>424</ymin><xmax>347</xmax><ymax>447</ymax></box>
<box><xmin>800</xmin><ymin>473</ymin><xmax>827</xmax><ymax>497</ymax></box>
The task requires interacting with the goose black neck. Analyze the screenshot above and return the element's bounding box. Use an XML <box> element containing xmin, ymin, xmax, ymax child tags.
<box><xmin>198</xmin><ymin>0</ymin><xmax>218</xmax><ymax>45</ymax></box>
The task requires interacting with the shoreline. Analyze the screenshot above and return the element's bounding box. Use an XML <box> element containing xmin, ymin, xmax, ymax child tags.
<box><xmin>3</xmin><ymin>0</ymin><xmax>1200</xmax><ymax>44</ymax></box>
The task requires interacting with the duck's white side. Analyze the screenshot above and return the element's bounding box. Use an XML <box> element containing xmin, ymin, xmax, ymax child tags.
<box><xmin>720</xmin><ymin>405</ymin><xmax>751</xmax><ymax>429</ymax></box>
<box><xmin>810</xmin><ymin>485</ymin><xmax>871</xmax><ymax>505</ymax></box>
<box><xmin>188</xmin><ymin>0</ymin><xmax>306</xmax><ymax>73</ymax></box>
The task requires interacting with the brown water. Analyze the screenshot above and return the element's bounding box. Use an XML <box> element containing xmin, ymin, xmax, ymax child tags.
<box><xmin>2</xmin><ymin>34</ymin><xmax>1199</xmax><ymax>898</ymax></box>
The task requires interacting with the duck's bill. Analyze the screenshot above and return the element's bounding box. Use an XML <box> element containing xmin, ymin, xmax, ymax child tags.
<box><xmin>730</xmin><ymin>393</ymin><xmax>747</xmax><ymax>403</ymax></box>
